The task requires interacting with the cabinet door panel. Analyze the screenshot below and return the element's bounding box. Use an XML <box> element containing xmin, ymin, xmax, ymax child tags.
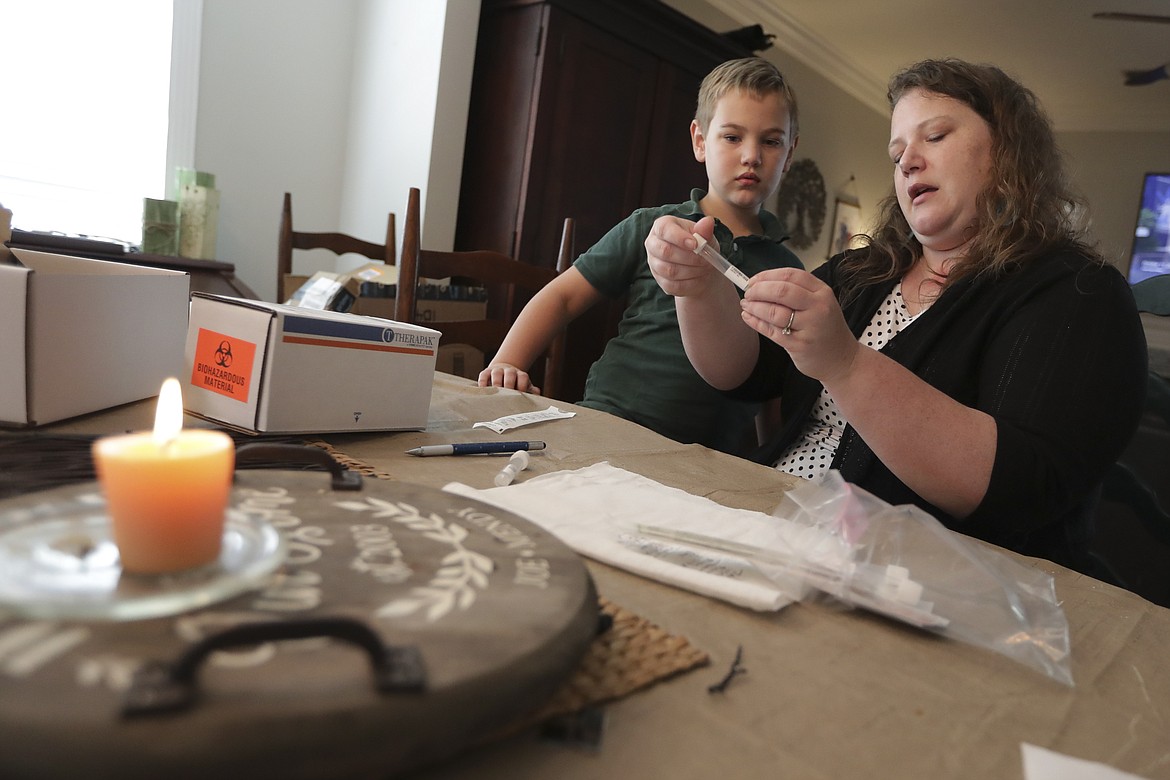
<box><xmin>524</xmin><ymin>11</ymin><xmax>660</xmax><ymax>402</ymax></box>
<box><xmin>456</xmin><ymin>3</ymin><xmax>548</xmax><ymax>261</ymax></box>
<box><xmin>641</xmin><ymin>61</ymin><xmax>708</xmax><ymax>208</ymax></box>
<box><xmin>519</xmin><ymin>9</ymin><xmax>659</xmax><ymax>271</ymax></box>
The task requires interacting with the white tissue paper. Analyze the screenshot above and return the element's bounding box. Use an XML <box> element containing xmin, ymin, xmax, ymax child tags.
<box><xmin>1021</xmin><ymin>743</ymin><xmax>1151</xmax><ymax>780</ymax></box>
<box><xmin>445</xmin><ymin>462</ymin><xmax>834</xmax><ymax>610</ymax></box>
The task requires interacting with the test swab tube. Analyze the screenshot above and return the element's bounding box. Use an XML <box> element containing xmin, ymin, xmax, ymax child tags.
<box><xmin>493</xmin><ymin>450</ymin><xmax>531</xmax><ymax>486</ymax></box>
<box><xmin>692</xmin><ymin>233</ymin><xmax>750</xmax><ymax>291</ymax></box>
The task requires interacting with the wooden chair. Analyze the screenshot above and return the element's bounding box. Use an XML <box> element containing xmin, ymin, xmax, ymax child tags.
<box><xmin>276</xmin><ymin>192</ymin><xmax>396</xmax><ymax>301</ymax></box>
<box><xmin>394</xmin><ymin>187</ymin><xmax>573</xmax><ymax>398</ymax></box>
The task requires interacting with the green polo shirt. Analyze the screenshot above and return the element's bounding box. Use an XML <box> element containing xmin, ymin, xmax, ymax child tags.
<box><xmin>574</xmin><ymin>189</ymin><xmax>802</xmax><ymax>455</ymax></box>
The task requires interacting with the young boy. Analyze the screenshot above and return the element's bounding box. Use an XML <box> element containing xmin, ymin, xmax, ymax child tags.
<box><xmin>478</xmin><ymin>57</ymin><xmax>803</xmax><ymax>455</ymax></box>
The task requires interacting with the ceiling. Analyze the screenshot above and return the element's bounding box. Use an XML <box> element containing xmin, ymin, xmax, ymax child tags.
<box><xmin>705</xmin><ymin>0</ymin><xmax>1170</xmax><ymax>133</ymax></box>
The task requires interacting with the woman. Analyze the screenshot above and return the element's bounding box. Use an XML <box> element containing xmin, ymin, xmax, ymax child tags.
<box><xmin>645</xmin><ymin>59</ymin><xmax>1147</xmax><ymax>571</ymax></box>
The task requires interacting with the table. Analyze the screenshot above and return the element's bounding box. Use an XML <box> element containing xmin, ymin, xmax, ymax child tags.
<box><xmin>23</xmin><ymin>373</ymin><xmax>1170</xmax><ymax>779</ymax></box>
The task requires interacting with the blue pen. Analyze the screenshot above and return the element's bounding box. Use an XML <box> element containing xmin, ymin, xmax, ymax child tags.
<box><xmin>404</xmin><ymin>441</ymin><xmax>546</xmax><ymax>457</ymax></box>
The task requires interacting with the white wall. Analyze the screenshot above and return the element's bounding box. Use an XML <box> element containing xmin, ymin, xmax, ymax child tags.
<box><xmin>1059</xmin><ymin>131</ymin><xmax>1170</xmax><ymax>275</ymax></box>
<box><xmin>755</xmin><ymin>50</ymin><xmax>891</xmax><ymax>270</ymax></box>
<box><xmin>427</xmin><ymin>1</ymin><xmax>481</xmax><ymax>251</ymax></box>
<box><xmin>195</xmin><ymin>0</ymin><xmax>479</xmax><ymax>301</ymax></box>
<box><xmin>340</xmin><ymin>0</ymin><xmax>479</xmax><ymax>275</ymax></box>
<box><xmin>196</xmin><ymin>0</ymin><xmax>354</xmax><ymax>300</ymax></box>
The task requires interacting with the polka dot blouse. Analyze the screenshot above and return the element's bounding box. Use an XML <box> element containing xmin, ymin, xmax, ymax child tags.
<box><xmin>774</xmin><ymin>283</ymin><xmax>924</xmax><ymax>481</ymax></box>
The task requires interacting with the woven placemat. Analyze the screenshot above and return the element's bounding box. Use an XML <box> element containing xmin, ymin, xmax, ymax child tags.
<box><xmin>537</xmin><ymin>596</ymin><xmax>710</xmax><ymax>716</ymax></box>
<box><xmin>306</xmin><ymin>440</ymin><xmax>396</xmax><ymax>479</ymax></box>
<box><xmin>479</xmin><ymin>597</ymin><xmax>710</xmax><ymax>748</ymax></box>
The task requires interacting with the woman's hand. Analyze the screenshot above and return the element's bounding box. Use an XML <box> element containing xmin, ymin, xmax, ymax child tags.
<box><xmin>478</xmin><ymin>363</ymin><xmax>541</xmax><ymax>395</ymax></box>
<box><xmin>743</xmin><ymin>267</ymin><xmax>995</xmax><ymax>517</ymax></box>
<box><xmin>739</xmin><ymin>268</ymin><xmax>861</xmax><ymax>385</ymax></box>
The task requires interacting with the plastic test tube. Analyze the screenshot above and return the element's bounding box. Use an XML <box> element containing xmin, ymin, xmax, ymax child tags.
<box><xmin>494</xmin><ymin>450</ymin><xmax>531</xmax><ymax>486</ymax></box>
<box><xmin>692</xmin><ymin>233</ymin><xmax>750</xmax><ymax>291</ymax></box>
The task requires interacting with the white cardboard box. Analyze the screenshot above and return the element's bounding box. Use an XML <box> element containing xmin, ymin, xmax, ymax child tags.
<box><xmin>0</xmin><ymin>249</ymin><xmax>190</xmax><ymax>427</ymax></box>
<box><xmin>283</xmin><ymin>268</ymin><xmax>488</xmax><ymax>380</ymax></box>
<box><xmin>184</xmin><ymin>293</ymin><xmax>440</xmax><ymax>434</ymax></box>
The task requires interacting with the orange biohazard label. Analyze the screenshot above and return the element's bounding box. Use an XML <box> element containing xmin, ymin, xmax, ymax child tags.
<box><xmin>190</xmin><ymin>328</ymin><xmax>257</xmax><ymax>402</ymax></box>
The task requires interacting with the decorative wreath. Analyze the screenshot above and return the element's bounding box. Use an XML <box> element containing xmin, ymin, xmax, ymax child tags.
<box><xmin>774</xmin><ymin>158</ymin><xmax>827</xmax><ymax>250</ymax></box>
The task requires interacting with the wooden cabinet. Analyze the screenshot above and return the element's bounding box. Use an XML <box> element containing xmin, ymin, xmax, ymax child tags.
<box><xmin>456</xmin><ymin>0</ymin><xmax>749</xmax><ymax>401</ymax></box>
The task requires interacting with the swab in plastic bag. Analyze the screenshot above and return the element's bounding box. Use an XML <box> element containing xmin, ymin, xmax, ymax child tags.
<box><xmin>769</xmin><ymin>472</ymin><xmax>1073</xmax><ymax>685</ymax></box>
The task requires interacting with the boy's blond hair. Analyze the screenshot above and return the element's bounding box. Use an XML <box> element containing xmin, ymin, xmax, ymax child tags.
<box><xmin>695</xmin><ymin>57</ymin><xmax>798</xmax><ymax>138</ymax></box>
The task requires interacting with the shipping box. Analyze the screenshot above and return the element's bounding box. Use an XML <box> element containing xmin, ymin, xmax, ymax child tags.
<box><xmin>184</xmin><ymin>293</ymin><xmax>440</xmax><ymax>434</ymax></box>
<box><xmin>284</xmin><ymin>264</ymin><xmax>488</xmax><ymax>322</ymax></box>
<box><xmin>284</xmin><ymin>263</ymin><xmax>488</xmax><ymax>379</ymax></box>
<box><xmin>351</xmin><ymin>294</ymin><xmax>486</xmax><ymax>378</ymax></box>
<box><xmin>0</xmin><ymin>249</ymin><xmax>190</xmax><ymax>427</ymax></box>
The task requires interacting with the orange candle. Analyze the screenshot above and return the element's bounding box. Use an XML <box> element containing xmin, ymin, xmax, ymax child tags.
<box><xmin>92</xmin><ymin>378</ymin><xmax>235</xmax><ymax>574</ymax></box>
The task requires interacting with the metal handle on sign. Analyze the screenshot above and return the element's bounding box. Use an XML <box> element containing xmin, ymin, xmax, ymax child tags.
<box><xmin>121</xmin><ymin>616</ymin><xmax>427</xmax><ymax>718</ymax></box>
<box><xmin>234</xmin><ymin>442</ymin><xmax>362</xmax><ymax>491</ymax></box>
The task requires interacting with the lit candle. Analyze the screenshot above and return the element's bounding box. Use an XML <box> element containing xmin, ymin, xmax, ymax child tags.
<box><xmin>92</xmin><ymin>378</ymin><xmax>235</xmax><ymax>574</ymax></box>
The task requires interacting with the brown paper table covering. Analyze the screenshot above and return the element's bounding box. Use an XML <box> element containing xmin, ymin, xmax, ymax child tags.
<box><xmin>26</xmin><ymin>372</ymin><xmax>1170</xmax><ymax>779</ymax></box>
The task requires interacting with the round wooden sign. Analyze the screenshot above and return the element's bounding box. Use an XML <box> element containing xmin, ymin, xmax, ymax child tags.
<box><xmin>0</xmin><ymin>470</ymin><xmax>598</xmax><ymax>779</ymax></box>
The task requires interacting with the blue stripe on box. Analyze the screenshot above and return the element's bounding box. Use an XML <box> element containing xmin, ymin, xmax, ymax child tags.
<box><xmin>283</xmin><ymin>315</ymin><xmax>390</xmax><ymax>344</ymax></box>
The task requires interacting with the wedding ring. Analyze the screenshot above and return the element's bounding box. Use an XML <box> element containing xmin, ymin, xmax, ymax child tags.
<box><xmin>781</xmin><ymin>310</ymin><xmax>795</xmax><ymax>336</ymax></box>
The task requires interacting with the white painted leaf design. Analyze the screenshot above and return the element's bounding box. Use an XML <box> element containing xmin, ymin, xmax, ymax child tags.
<box><xmin>377</xmin><ymin>599</ymin><xmax>422</xmax><ymax>618</ymax></box>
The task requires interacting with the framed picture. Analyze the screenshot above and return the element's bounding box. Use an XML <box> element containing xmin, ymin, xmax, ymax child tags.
<box><xmin>828</xmin><ymin>197</ymin><xmax>863</xmax><ymax>259</ymax></box>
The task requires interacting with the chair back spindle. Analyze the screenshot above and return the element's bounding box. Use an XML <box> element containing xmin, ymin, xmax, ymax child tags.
<box><xmin>395</xmin><ymin>187</ymin><xmax>572</xmax><ymax>398</ymax></box>
<box><xmin>276</xmin><ymin>192</ymin><xmax>396</xmax><ymax>302</ymax></box>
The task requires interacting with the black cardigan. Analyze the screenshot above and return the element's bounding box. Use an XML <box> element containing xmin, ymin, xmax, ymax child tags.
<box><xmin>735</xmin><ymin>249</ymin><xmax>1148</xmax><ymax>570</ymax></box>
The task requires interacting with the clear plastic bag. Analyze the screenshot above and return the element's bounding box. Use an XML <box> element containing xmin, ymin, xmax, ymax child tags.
<box><xmin>762</xmin><ymin>471</ymin><xmax>1073</xmax><ymax>685</ymax></box>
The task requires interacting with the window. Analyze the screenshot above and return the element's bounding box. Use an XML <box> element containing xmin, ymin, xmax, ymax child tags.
<box><xmin>0</xmin><ymin>0</ymin><xmax>200</xmax><ymax>245</ymax></box>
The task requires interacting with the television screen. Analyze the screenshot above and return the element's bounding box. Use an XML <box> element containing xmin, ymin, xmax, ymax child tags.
<box><xmin>1127</xmin><ymin>172</ymin><xmax>1170</xmax><ymax>285</ymax></box>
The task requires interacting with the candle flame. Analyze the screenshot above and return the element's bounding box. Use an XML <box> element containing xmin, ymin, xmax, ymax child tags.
<box><xmin>152</xmin><ymin>378</ymin><xmax>184</xmax><ymax>448</ymax></box>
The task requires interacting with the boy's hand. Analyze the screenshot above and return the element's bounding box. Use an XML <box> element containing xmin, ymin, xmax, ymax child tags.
<box><xmin>478</xmin><ymin>363</ymin><xmax>542</xmax><ymax>395</ymax></box>
<box><xmin>646</xmin><ymin>215</ymin><xmax>720</xmax><ymax>297</ymax></box>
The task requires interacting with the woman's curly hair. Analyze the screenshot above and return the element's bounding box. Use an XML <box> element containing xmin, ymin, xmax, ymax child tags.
<box><xmin>839</xmin><ymin>59</ymin><xmax>1099</xmax><ymax>302</ymax></box>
